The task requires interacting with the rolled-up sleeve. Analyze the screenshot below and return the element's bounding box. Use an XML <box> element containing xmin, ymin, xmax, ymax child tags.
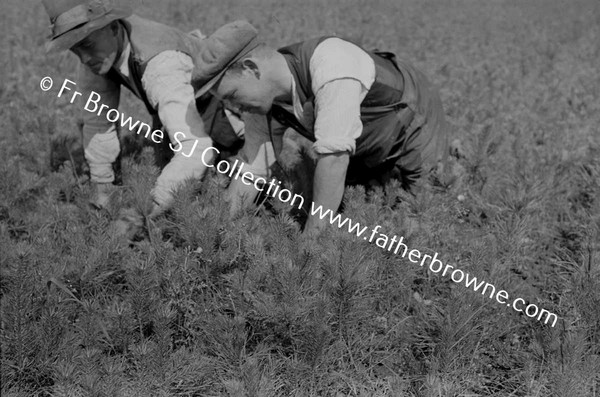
<box><xmin>309</xmin><ymin>38</ymin><xmax>375</xmax><ymax>156</ymax></box>
<box><xmin>142</xmin><ymin>50</ymin><xmax>214</xmax><ymax>207</ymax></box>
<box><xmin>79</xmin><ymin>64</ymin><xmax>121</xmax><ymax>183</ymax></box>
<box><xmin>312</xmin><ymin>78</ymin><xmax>365</xmax><ymax>155</ymax></box>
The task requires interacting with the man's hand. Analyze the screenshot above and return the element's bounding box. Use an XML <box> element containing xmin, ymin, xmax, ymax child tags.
<box><xmin>111</xmin><ymin>208</ymin><xmax>145</xmax><ymax>242</ymax></box>
<box><xmin>304</xmin><ymin>151</ymin><xmax>350</xmax><ymax>233</ymax></box>
<box><xmin>89</xmin><ymin>182</ymin><xmax>116</xmax><ymax>209</ymax></box>
<box><xmin>110</xmin><ymin>202</ymin><xmax>167</xmax><ymax>243</ymax></box>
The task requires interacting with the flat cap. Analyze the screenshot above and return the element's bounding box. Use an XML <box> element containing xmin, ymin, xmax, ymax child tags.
<box><xmin>192</xmin><ymin>20</ymin><xmax>259</xmax><ymax>98</ymax></box>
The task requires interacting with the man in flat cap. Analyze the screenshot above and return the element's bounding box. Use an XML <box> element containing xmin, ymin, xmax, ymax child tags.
<box><xmin>42</xmin><ymin>0</ymin><xmax>245</xmax><ymax>220</ymax></box>
<box><xmin>194</xmin><ymin>21</ymin><xmax>449</xmax><ymax>233</ymax></box>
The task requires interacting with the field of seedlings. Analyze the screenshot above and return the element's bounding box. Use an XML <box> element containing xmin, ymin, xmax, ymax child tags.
<box><xmin>1</xmin><ymin>0</ymin><xmax>599</xmax><ymax>395</ymax></box>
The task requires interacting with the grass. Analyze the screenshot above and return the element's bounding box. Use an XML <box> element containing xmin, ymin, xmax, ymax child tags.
<box><xmin>1</xmin><ymin>0</ymin><xmax>600</xmax><ymax>395</ymax></box>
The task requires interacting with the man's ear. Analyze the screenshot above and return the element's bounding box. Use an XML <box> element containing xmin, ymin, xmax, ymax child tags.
<box><xmin>241</xmin><ymin>58</ymin><xmax>260</xmax><ymax>79</ymax></box>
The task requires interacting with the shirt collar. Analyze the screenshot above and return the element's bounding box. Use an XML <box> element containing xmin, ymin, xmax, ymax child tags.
<box><xmin>274</xmin><ymin>76</ymin><xmax>304</xmax><ymax>121</ymax></box>
<box><xmin>113</xmin><ymin>37</ymin><xmax>131</xmax><ymax>77</ymax></box>
<box><xmin>291</xmin><ymin>77</ymin><xmax>305</xmax><ymax>119</ymax></box>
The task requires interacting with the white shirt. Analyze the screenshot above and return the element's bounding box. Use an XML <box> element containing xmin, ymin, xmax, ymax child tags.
<box><xmin>275</xmin><ymin>37</ymin><xmax>376</xmax><ymax>155</ymax></box>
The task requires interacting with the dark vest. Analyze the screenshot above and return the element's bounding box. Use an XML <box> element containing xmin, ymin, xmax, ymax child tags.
<box><xmin>106</xmin><ymin>15</ymin><xmax>239</xmax><ymax>149</ymax></box>
<box><xmin>273</xmin><ymin>36</ymin><xmax>431</xmax><ymax>168</ymax></box>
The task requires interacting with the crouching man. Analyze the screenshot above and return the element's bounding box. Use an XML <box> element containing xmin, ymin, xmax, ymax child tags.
<box><xmin>192</xmin><ymin>21</ymin><xmax>449</xmax><ymax>233</ymax></box>
<box><xmin>42</xmin><ymin>0</ymin><xmax>245</xmax><ymax>224</ymax></box>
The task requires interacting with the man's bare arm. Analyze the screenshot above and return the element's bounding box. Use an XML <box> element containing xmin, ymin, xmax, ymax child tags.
<box><xmin>304</xmin><ymin>151</ymin><xmax>350</xmax><ymax>232</ymax></box>
<box><xmin>227</xmin><ymin>113</ymin><xmax>281</xmax><ymax>215</ymax></box>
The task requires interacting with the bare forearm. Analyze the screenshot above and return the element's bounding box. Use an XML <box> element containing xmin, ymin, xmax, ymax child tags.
<box><xmin>305</xmin><ymin>152</ymin><xmax>349</xmax><ymax>232</ymax></box>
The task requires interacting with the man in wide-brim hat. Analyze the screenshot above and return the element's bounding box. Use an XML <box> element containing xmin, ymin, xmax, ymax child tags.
<box><xmin>193</xmin><ymin>21</ymin><xmax>450</xmax><ymax>233</ymax></box>
<box><xmin>42</xmin><ymin>0</ymin><xmax>246</xmax><ymax>225</ymax></box>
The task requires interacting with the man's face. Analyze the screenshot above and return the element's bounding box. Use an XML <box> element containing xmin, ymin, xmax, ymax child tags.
<box><xmin>70</xmin><ymin>24</ymin><xmax>119</xmax><ymax>75</ymax></box>
<box><xmin>211</xmin><ymin>62</ymin><xmax>274</xmax><ymax>115</ymax></box>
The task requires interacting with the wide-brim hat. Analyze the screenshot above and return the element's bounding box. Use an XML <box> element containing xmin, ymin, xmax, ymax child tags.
<box><xmin>192</xmin><ymin>20</ymin><xmax>260</xmax><ymax>98</ymax></box>
<box><xmin>42</xmin><ymin>0</ymin><xmax>132</xmax><ymax>53</ymax></box>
